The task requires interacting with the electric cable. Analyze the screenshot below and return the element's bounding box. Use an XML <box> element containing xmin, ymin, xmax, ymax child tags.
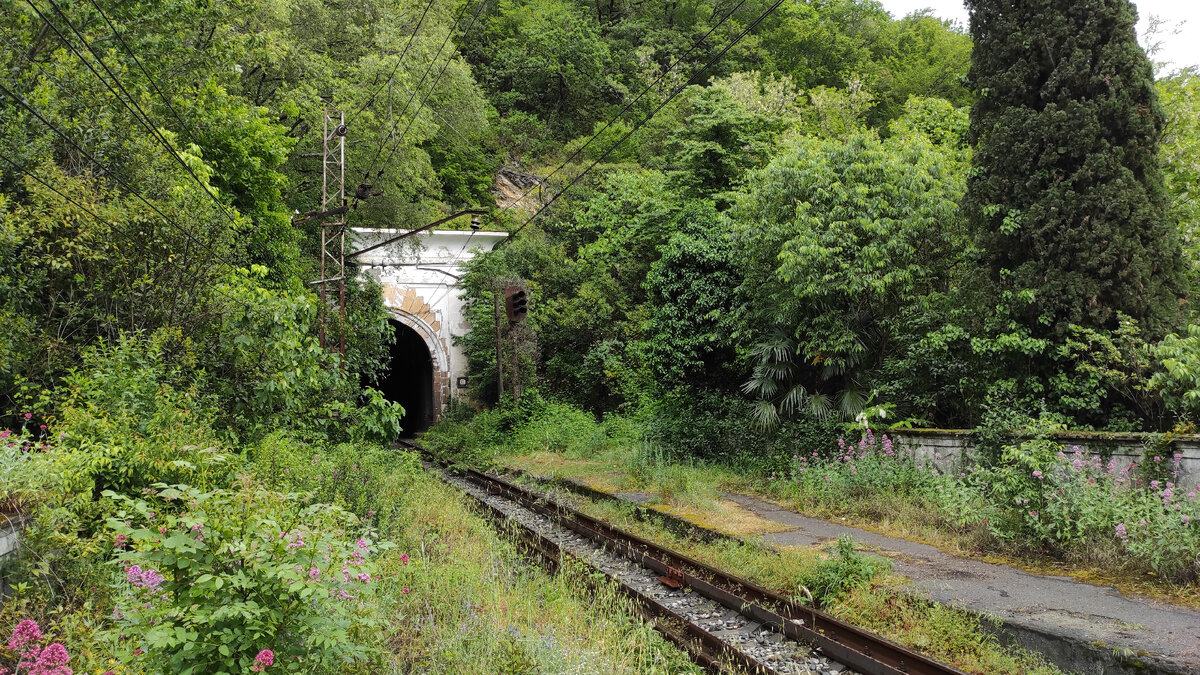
<box><xmin>376</xmin><ymin>0</ymin><xmax>491</xmax><ymax>172</ymax></box>
<box><xmin>26</xmin><ymin>0</ymin><xmax>244</xmax><ymax>231</ymax></box>
<box><xmin>353</xmin><ymin>0</ymin><xmax>439</xmax><ymax>117</ymax></box>
<box><xmin>503</xmin><ymin>0</ymin><xmax>752</xmax><ymax>212</ymax></box>
<box><xmin>83</xmin><ymin>0</ymin><xmax>191</xmax><ymax>137</ymax></box>
<box><xmin>507</xmin><ymin>0</ymin><xmax>787</xmax><ymax>241</ymax></box>
<box><xmin>0</xmin><ymin>152</ymin><xmax>249</xmax><ymax>315</ymax></box>
<box><xmin>355</xmin><ymin>0</ymin><xmax>475</xmax><ymax>193</ymax></box>
<box><xmin>0</xmin><ymin>82</ymin><xmax>243</xmax><ymax>272</ymax></box>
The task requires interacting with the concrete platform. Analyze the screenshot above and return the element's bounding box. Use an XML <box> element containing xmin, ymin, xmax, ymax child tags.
<box><xmin>530</xmin><ymin>472</ymin><xmax>1200</xmax><ymax>674</ymax></box>
<box><xmin>720</xmin><ymin>493</ymin><xmax>1200</xmax><ymax>675</ymax></box>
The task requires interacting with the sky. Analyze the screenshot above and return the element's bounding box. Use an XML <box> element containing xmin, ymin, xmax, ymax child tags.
<box><xmin>876</xmin><ymin>0</ymin><xmax>1200</xmax><ymax>75</ymax></box>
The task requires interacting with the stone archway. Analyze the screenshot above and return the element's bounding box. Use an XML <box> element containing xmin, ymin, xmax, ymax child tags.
<box><xmin>382</xmin><ymin>288</ymin><xmax>451</xmax><ymax>429</ymax></box>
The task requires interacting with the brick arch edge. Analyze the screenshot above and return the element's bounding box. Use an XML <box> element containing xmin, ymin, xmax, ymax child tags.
<box><xmin>386</xmin><ymin>303</ymin><xmax>451</xmax><ymax>424</ymax></box>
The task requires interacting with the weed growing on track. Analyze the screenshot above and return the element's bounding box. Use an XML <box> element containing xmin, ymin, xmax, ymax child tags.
<box><xmin>430</xmin><ymin>396</ymin><xmax>1200</xmax><ymax>603</ymax></box>
<box><xmin>565</xmin><ymin>496</ymin><xmax>1064</xmax><ymax>675</ymax></box>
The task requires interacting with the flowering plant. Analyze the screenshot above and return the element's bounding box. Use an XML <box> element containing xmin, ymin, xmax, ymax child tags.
<box><xmin>0</xmin><ymin>619</ymin><xmax>73</xmax><ymax>675</ymax></box>
<box><xmin>104</xmin><ymin>478</ymin><xmax>390</xmax><ymax>673</ymax></box>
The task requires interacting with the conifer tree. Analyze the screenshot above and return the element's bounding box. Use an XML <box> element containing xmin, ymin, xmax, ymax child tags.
<box><xmin>963</xmin><ymin>0</ymin><xmax>1187</xmax><ymax>338</ymax></box>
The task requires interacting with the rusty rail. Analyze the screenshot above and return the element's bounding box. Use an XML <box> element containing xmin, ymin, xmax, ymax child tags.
<box><xmin>405</xmin><ymin>441</ymin><xmax>968</xmax><ymax>675</ymax></box>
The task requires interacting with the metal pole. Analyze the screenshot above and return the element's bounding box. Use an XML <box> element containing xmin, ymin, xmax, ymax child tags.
<box><xmin>319</xmin><ymin>111</ymin><xmax>330</xmax><ymax>350</ymax></box>
<box><xmin>494</xmin><ymin>284</ymin><xmax>504</xmax><ymax>400</ymax></box>
<box><xmin>336</xmin><ymin>109</ymin><xmax>347</xmax><ymax>357</ymax></box>
<box><xmin>511</xmin><ymin>321</ymin><xmax>521</xmax><ymax>400</ymax></box>
<box><xmin>319</xmin><ymin>109</ymin><xmax>347</xmax><ymax>355</ymax></box>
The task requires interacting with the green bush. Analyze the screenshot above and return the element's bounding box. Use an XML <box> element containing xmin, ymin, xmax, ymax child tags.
<box><xmin>1151</xmin><ymin>324</ymin><xmax>1200</xmax><ymax>424</ymax></box>
<box><xmin>107</xmin><ymin>482</ymin><xmax>389</xmax><ymax>674</ymax></box>
<box><xmin>642</xmin><ymin>388</ymin><xmax>843</xmax><ymax>472</ymax></box>
<box><xmin>642</xmin><ymin>388</ymin><xmax>765</xmax><ymax>461</ymax></box>
<box><xmin>798</xmin><ymin>535</ymin><xmax>889</xmax><ymax>608</ymax></box>
<box><xmin>509</xmin><ymin>401</ymin><xmax>608</xmax><ymax>457</ymax></box>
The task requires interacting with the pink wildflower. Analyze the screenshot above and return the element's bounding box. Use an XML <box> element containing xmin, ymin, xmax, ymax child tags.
<box><xmin>1184</xmin><ymin>515</ymin><xmax>1191</xmax><ymax>524</ymax></box>
<box><xmin>250</xmin><ymin>649</ymin><xmax>274</xmax><ymax>672</ymax></box>
<box><xmin>8</xmin><ymin>620</ymin><xmax>42</xmax><ymax>651</ymax></box>
<box><xmin>356</xmin><ymin>572</ymin><xmax>371</xmax><ymax>583</ymax></box>
<box><xmin>400</xmin><ymin>553</ymin><xmax>409</xmax><ymax>565</ymax></box>
<box><xmin>35</xmin><ymin>642</ymin><xmax>69</xmax><ymax>666</ymax></box>
<box><xmin>1115</xmin><ymin>523</ymin><xmax>1127</xmax><ymax>539</ymax></box>
<box><xmin>1151</xmin><ymin>480</ymin><xmax>1160</xmax><ymax>489</ymax></box>
<box><xmin>308</xmin><ymin>568</ymin><xmax>320</xmax><ymax>580</ymax></box>
<box><xmin>23</xmin><ymin>413</ymin><xmax>32</xmax><ymax>420</ymax></box>
<box><xmin>0</xmin><ymin>430</ymin><xmax>9</xmax><ymax>438</ymax></box>
<box><xmin>402</xmin><ymin>587</ymin><xmax>410</xmax><ymax>594</ymax></box>
<box><xmin>1032</xmin><ymin>470</ymin><xmax>1043</xmax><ymax>479</ymax></box>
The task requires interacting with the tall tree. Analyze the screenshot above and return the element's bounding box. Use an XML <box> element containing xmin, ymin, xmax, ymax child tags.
<box><xmin>963</xmin><ymin>0</ymin><xmax>1187</xmax><ymax>339</ymax></box>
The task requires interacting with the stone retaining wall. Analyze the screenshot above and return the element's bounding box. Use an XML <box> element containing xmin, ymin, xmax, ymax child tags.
<box><xmin>889</xmin><ymin>429</ymin><xmax>1200</xmax><ymax>489</ymax></box>
<box><xmin>0</xmin><ymin>513</ymin><xmax>28</xmax><ymax>597</ymax></box>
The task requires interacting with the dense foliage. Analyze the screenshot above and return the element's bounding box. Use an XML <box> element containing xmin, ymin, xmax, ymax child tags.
<box><xmin>5</xmin><ymin>0</ymin><xmax>1200</xmax><ymax>668</ymax></box>
<box><xmin>962</xmin><ymin>0</ymin><xmax>1188</xmax><ymax>366</ymax></box>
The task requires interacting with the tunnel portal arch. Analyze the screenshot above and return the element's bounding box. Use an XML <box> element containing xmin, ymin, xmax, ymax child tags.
<box><xmin>381</xmin><ymin>308</ymin><xmax>449</xmax><ymax>434</ymax></box>
<box><xmin>352</xmin><ymin>228</ymin><xmax>508</xmax><ymax>429</ymax></box>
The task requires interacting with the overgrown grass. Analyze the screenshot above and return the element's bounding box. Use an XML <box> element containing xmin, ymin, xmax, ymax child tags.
<box><xmin>560</xmin><ymin>495</ymin><xmax>1064</xmax><ymax>675</ymax></box>
<box><xmin>368</xmin><ymin>462</ymin><xmax>701</xmax><ymax>674</ymax></box>
<box><xmin>434</xmin><ymin>401</ymin><xmax>1067</xmax><ymax>673</ymax></box>
<box><xmin>0</xmin><ymin>345</ymin><xmax>700</xmax><ymax>674</ymax></box>
<box><xmin>431</xmin><ymin>396</ymin><xmax>1200</xmax><ymax>606</ymax></box>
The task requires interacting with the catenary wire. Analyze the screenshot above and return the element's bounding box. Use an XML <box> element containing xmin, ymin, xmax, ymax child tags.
<box><xmin>355</xmin><ymin>0</ymin><xmax>476</xmax><ymax>192</ymax></box>
<box><xmin>503</xmin><ymin>0</ymin><xmax>751</xmax><ymax>212</ymax></box>
<box><xmin>27</xmin><ymin>0</ymin><xmax>244</xmax><ymax>230</ymax></box>
<box><xmin>353</xmin><ymin>0</ymin><xmax>439</xmax><ymax>117</ymax></box>
<box><xmin>506</xmin><ymin>0</ymin><xmax>787</xmax><ymax>240</ymax></box>
<box><xmin>421</xmin><ymin>0</ymin><xmax>785</xmax><ymax>308</ymax></box>
<box><xmin>0</xmin><ymin>82</ymin><xmax>243</xmax><ymax>272</ymax></box>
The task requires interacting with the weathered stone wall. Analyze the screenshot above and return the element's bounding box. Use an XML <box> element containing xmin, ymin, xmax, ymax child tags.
<box><xmin>1</xmin><ymin>514</ymin><xmax>28</xmax><ymax>597</ymax></box>
<box><xmin>890</xmin><ymin>429</ymin><xmax>1200</xmax><ymax>488</ymax></box>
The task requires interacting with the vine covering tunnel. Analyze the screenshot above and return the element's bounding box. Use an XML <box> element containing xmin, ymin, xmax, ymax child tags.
<box><xmin>379</xmin><ymin>319</ymin><xmax>435</xmax><ymax>434</ymax></box>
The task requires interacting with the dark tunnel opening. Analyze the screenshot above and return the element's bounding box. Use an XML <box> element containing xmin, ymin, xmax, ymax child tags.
<box><xmin>379</xmin><ymin>319</ymin><xmax>434</xmax><ymax>435</ymax></box>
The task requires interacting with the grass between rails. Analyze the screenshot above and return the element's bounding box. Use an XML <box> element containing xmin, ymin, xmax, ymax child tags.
<box><xmin>520</xmin><ymin>483</ymin><xmax>1064</xmax><ymax>675</ymax></box>
<box><xmin>369</xmin><ymin>461</ymin><xmax>703</xmax><ymax>674</ymax></box>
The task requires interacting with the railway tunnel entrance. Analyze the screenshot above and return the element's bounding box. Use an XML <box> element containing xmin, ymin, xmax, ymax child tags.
<box><xmin>380</xmin><ymin>319</ymin><xmax>435</xmax><ymax>434</ymax></box>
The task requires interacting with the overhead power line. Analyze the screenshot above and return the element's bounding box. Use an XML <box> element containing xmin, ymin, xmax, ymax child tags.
<box><xmin>25</xmin><ymin>0</ymin><xmax>244</xmax><ymax>231</ymax></box>
<box><xmin>353</xmin><ymin>0</ymin><xmax>439</xmax><ymax>117</ymax></box>
<box><xmin>0</xmin><ymin>82</ymin><xmax>242</xmax><ymax>272</ymax></box>
<box><xmin>408</xmin><ymin>0</ymin><xmax>753</xmax><ymax>296</ymax></box>
<box><xmin>505</xmin><ymin>0</ymin><xmax>752</xmax><ymax>212</ymax></box>
<box><xmin>355</xmin><ymin>0</ymin><xmax>476</xmax><ymax>192</ymax></box>
<box><xmin>507</xmin><ymin>0</ymin><xmax>788</xmax><ymax>241</ymax></box>
<box><xmin>84</xmin><ymin>0</ymin><xmax>191</xmax><ymax>136</ymax></box>
<box><xmin>376</xmin><ymin>0</ymin><xmax>491</xmax><ymax>172</ymax></box>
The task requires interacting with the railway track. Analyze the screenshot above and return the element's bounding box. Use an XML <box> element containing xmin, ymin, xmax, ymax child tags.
<box><xmin>402</xmin><ymin>440</ymin><xmax>967</xmax><ymax>675</ymax></box>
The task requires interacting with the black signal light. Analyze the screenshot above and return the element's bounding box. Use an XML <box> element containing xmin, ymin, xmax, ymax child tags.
<box><xmin>504</xmin><ymin>287</ymin><xmax>528</xmax><ymax>323</ymax></box>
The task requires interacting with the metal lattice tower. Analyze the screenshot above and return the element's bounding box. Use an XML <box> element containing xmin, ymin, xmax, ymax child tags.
<box><xmin>320</xmin><ymin>109</ymin><xmax>347</xmax><ymax>355</ymax></box>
